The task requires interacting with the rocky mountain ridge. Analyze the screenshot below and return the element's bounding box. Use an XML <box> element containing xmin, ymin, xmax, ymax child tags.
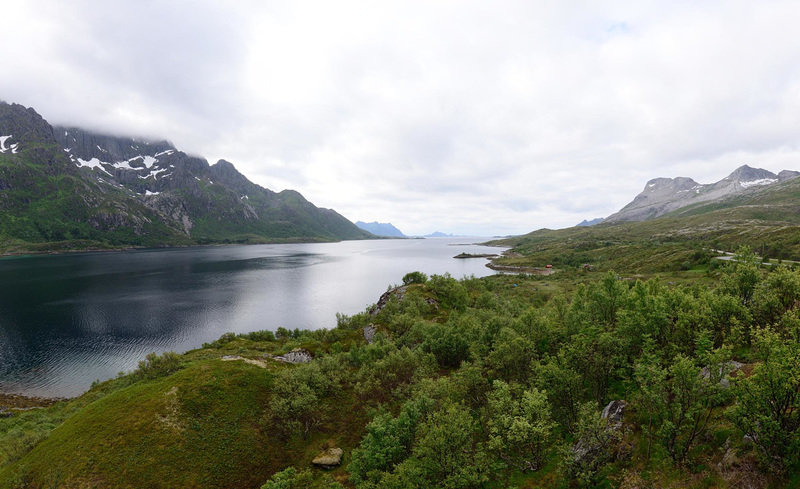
<box><xmin>355</xmin><ymin>221</ymin><xmax>405</xmax><ymax>237</ymax></box>
<box><xmin>605</xmin><ymin>165</ymin><xmax>800</xmax><ymax>222</ymax></box>
<box><xmin>0</xmin><ymin>101</ymin><xmax>371</xmax><ymax>251</ymax></box>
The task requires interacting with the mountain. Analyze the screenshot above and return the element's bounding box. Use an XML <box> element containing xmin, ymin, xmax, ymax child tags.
<box><xmin>576</xmin><ymin>218</ymin><xmax>604</xmax><ymax>227</ymax></box>
<box><xmin>0</xmin><ymin>102</ymin><xmax>371</xmax><ymax>252</ymax></box>
<box><xmin>491</xmin><ymin>166</ymin><xmax>800</xmax><ymax>272</ymax></box>
<box><xmin>355</xmin><ymin>221</ymin><xmax>405</xmax><ymax>237</ymax></box>
<box><xmin>425</xmin><ymin>231</ymin><xmax>454</xmax><ymax>237</ymax></box>
<box><xmin>605</xmin><ymin>165</ymin><xmax>800</xmax><ymax>223</ymax></box>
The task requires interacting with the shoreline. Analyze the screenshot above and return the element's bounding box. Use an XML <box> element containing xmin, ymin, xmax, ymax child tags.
<box><xmin>0</xmin><ymin>236</ymin><xmax>358</xmax><ymax>259</ymax></box>
<box><xmin>0</xmin><ymin>392</ymin><xmax>68</xmax><ymax>410</ymax></box>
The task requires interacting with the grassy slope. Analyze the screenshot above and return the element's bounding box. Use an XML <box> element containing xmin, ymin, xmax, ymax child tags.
<box><xmin>490</xmin><ymin>178</ymin><xmax>800</xmax><ymax>274</ymax></box>
<box><xmin>0</xmin><ymin>271</ymin><xmax>797</xmax><ymax>488</ymax></box>
<box><xmin>0</xmin><ymin>333</ymin><xmax>369</xmax><ymax>489</ymax></box>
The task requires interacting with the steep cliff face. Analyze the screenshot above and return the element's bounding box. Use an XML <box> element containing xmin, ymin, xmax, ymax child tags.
<box><xmin>0</xmin><ymin>101</ymin><xmax>370</xmax><ymax>250</ymax></box>
<box><xmin>605</xmin><ymin>165</ymin><xmax>800</xmax><ymax>223</ymax></box>
<box><xmin>0</xmin><ymin>103</ymin><xmax>187</xmax><ymax>247</ymax></box>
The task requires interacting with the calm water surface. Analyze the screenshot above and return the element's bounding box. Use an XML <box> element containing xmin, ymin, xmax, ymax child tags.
<box><xmin>0</xmin><ymin>238</ymin><xmax>504</xmax><ymax>397</ymax></box>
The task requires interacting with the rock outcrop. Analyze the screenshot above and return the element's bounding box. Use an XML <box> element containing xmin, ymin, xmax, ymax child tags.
<box><xmin>265</xmin><ymin>348</ymin><xmax>313</xmax><ymax>364</ymax></box>
<box><xmin>605</xmin><ymin>165</ymin><xmax>800</xmax><ymax>223</ymax></box>
<box><xmin>601</xmin><ymin>400</ymin><xmax>627</xmax><ymax>425</ymax></box>
<box><xmin>312</xmin><ymin>447</ymin><xmax>343</xmax><ymax>468</ymax></box>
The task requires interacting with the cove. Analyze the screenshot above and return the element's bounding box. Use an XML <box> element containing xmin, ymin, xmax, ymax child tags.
<box><xmin>0</xmin><ymin>238</ymin><xmax>504</xmax><ymax>397</ymax></box>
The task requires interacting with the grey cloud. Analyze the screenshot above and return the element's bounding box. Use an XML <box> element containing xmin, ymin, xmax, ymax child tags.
<box><xmin>3</xmin><ymin>1</ymin><xmax>800</xmax><ymax>235</ymax></box>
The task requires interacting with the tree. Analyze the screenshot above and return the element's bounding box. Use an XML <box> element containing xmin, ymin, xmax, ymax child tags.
<box><xmin>402</xmin><ymin>271</ymin><xmax>428</xmax><ymax>286</ymax></box>
<box><xmin>720</xmin><ymin>246</ymin><xmax>761</xmax><ymax>306</ymax></box>
<box><xmin>562</xmin><ymin>402</ymin><xmax>622</xmax><ymax>485</ymax></box>
<box><xmin>486</xmin><ymin>327</ymin><xmax>537</xmax><ymax>384</ymax></box>
<box><xmin>486</xmin><ymin>380</ymin><xmax>557</xmax><ymax>472</ymax></box>
<box><xmin>349</xmin><ymin>396</ymin><xmax>434</xmax><ymax>488</ymax></box>
<box><xmin>727</xmin><ymin>327</ymin><xmax>800</xmax><ymax>470</ymax></box>
<box><xmin>634</xmin><ymin>349</ymin><xmax>732</xmax><ymax>464</ymax></box>
<box><xmin>632</xmin><ymin>340</ymin><xmax>667</xmax><ymax>462</ymax></box>
<box><xmin>397</xmin><ymin>402</ymin><xmax>488</xmax><ymax>489</ymax></box>
<box><xmin>269</xmin><ymin>362</ymin><xmax>337</xmax><ymax>438</ymax></box>
<box><xmin>534</xmin><ymin>356</ymin><xmax>586</xmax><ymax>431</ymax></box>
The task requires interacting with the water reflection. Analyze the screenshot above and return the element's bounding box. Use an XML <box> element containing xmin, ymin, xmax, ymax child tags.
<box><xmin>0</xmin><ymin>238</ymin><xmax>504</xmax><ymax>397</ymax></box>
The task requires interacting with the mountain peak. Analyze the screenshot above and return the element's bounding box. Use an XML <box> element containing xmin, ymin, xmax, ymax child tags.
<box><xmin>607</xmin><ymin>164</ymin><xmax>799</xmax><ymax>223</ymax></box>
<box><xmin>724</xmin><ymin>165</ymin><xmax>777</xmax><ymax>186</ymax></box>
<box><xmin>355</xmin><ymin>221</ymin><xmax>405</xmax><ymax>237</ymax></box>
<box><xmin>1</xmin><ymin>100</ymin><xmax>372</xmax><ymax>248</ymax></box>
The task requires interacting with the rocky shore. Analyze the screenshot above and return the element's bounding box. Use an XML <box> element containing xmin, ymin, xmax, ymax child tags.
<box><xmin>0</xmin><ymin>392</ymin><xmax>66</xmax><ymax>412</ymax></box>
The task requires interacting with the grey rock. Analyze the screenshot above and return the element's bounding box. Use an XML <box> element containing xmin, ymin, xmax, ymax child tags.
<box><xmin>601</xmin><ymin>400</ymin><xmax>627</xmax><ymax>424</ymax></box>
<box><xmin>369</xmin><ymin>286</ymin><xmax>409</xmax><ymax>316</ymax></box>
<box><xmin>270</xmin><ymin>348</ymin><xmax>313</xmax><ymax>364</ymax></box>
<box><xmin>363</xmin><ymin>325</ymin><xmax>376</xmax><ymax>344</ymax></box>
<box><xmin>605</xmin><ymin>165</ymin><xmax>800</xmax><ymax>223</ymax></box>
<box><xmin>312</xmin><ymin>447</ymin><xmax>343</xmax><ymax>468</ymax></box>
<box><xmin>700</xmin><ymin>360</ymin><xmax>745</xmax><ymax>388</ymax></box>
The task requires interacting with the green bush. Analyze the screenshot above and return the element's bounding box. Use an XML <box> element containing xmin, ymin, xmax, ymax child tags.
<box><xmin>133</xmin><ymin>351</ymin><xmax>182</xmax><ymax>380</ymax></box>
<box><xmin>402</xmin><ymin>271</ymin><xmax>428</xmax><ymax>286</ymax></box>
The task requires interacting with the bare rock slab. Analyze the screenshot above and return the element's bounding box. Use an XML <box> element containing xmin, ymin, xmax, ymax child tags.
<box><xmin>312</xmin><ymin>447</ymin><xmax>343</xmax><ymax>469</ymax></box>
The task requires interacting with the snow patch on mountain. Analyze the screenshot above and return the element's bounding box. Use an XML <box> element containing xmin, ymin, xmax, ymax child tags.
<box><xmin>0</xmin><ymin>135</ymin><xmax>19</xmax><ymax>154</ymax></box>
<box><xmin>740</xmin><ymin>178</ymin><xmax>778</xmax><ymax>189</ymax></box>
<box><xmin>76</xmin><ymin>157</ymin><xmax>112</xmax><ymax>176</ymax></box>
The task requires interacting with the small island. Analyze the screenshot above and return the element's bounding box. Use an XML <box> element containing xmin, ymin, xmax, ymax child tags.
<box><xmin>453</xmin><ymin>252</ymin><xmax>499</xmax><ymax>259</ymax></box>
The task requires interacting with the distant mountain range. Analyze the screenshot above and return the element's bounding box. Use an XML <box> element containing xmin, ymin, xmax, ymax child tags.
<box><xmin>0</xmin><ymin>101</ymin><xmax>371</xmax><ymax>252</ymax></box>
<box><xmin>355</xmin><ymin>221</ymin><xmax>405</xmax><ymax>237</ymax></box>
<box><xmin>576</xmin><ymin>218</ymin><xmax>604</xmax><ymax>227</ymax></box>
<box><xmin>424</xmin><ymin>231</ymin><xmax>454</xmax><ymax>237</ymax></box>
<box><xmin>605</xmin><ymin>165</ymin><xmax>800</xmax><ymax>223</ymax></box>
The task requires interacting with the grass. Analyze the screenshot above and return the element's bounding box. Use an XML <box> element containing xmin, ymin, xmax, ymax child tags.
<box><xmin>0</xmin><ymin>329</ymin><xmax>376</xmax><ymax>489</ymax></box>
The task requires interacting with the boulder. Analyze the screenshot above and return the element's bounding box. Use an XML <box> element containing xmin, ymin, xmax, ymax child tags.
<box><xmin>312</xmin><ymin>447</ymin><xmax>343</xmax><ymax>469</ymax></box>
<box><xmin>601</xmin><ymin>400</ymin><xmax>627</xmax><ymax>425</ymax></box>
<box><xmin>363</xmin><ymin>325</ymin><xmax>376</xmax><ymax>344</ymax></box>
<box><xmin>265</xmin><ymin>348</ymin><xmax>314</xmax><ymax>364</ymax></box>
<box><xmin>280</xmin><ymin>348</ymin><xmax>313</xmax><ymax>364</ymax></box>
<box><xmin>369</xmin><ymin>286</ymin><xmax>408</xmax><ymax>316</ymax></box>
<box><xmin>700</xmin><ymin>361</ymin><xmax>745</xmax><ymax>388</ymax></box>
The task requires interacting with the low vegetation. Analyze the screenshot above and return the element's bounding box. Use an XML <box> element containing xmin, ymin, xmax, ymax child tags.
<box><xmin>1</xmin><ymin>248</ymin><xmax>800</xmax><ymax>488</ymax></box>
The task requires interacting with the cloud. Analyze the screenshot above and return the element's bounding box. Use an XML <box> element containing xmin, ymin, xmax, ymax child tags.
<box><xmin>3</xmin><ymin>0</ymin><xmax>800</xmax><ymax>235</ymax></box>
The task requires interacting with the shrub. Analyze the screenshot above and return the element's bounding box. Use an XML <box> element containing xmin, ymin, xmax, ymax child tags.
<box><xmin>133</xmin><ymin>351</ymin><xmax>182</xmax><ymax>380</ymax></box>
<box><xmin>402</xmin><ymin>271</ymin><xmax>428</xmax><ymax>286</ymax></box>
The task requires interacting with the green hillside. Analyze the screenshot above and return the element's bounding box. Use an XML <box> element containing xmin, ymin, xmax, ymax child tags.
<box><xmin>2</xmin><ymin>262</ymin><xmax>799</xmax><ymax>488</ymax></box>
<box><xmin>490</xmin><ymin>177</ymin><xmax>800</xmax><ymax>274</ymax></box>
<box><xmin>0</xmin><ymin>102</ymin><xmax>371</xmax><ymax>254</ymax></box>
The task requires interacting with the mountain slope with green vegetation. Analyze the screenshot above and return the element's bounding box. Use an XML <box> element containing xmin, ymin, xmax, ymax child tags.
<box><xmin>490</xmin><ymin>175</ymin><xmax>800</xmax><ymax>275</ymax></box>
<box><xmin>2</xmin><ymin>256</ymin><xmax>799</xmax><ymax>488</ymax></box>
<box><xmin>0</xmin><ymin>102</ymin><xmax>371</xmax><ymax>254</ymax></box>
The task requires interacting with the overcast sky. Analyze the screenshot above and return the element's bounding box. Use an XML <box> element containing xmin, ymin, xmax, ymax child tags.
<box><xmin>3</xmin><ymin>1</ymin><xmax>800</xmax><ymax>236</ymax></box>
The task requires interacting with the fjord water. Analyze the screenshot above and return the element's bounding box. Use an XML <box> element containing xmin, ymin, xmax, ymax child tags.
<box><xmin>0</xmin><ymin>238</ymin><xmax>503</xmax><ymax>397</ymax></box>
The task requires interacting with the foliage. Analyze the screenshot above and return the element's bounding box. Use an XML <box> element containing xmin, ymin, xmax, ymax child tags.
<box><xmin>133</xmin><ymin>351</ymin><xmax>182</xmax><ymax>380</ymax></box>
<box><xmin>486</xmin><ymin>380</ymin><xmax>557</xmax><ymax>472</ymax></box>
<box><xmin>402</xmin><ymin>271</ymin><xmax>428</xmax><ymax>286</ymax></box>
<box><xmin>561</xmin><ymin>402</ymin><xmax>621</xmax><ymax>485</ymax></box>
<box><xmin>727</xmin><ymin>327</ymin><xmax>800</xmax><ymax>470</ymax></box>
<box><xmin>262</xmin><ymin>467</ymin><xmax>343</xmax><ymax>489</ymax></box>
<box><xmin>8</xmin><ymin>262</ymin><xmax>800</xmax><ymax>488</ymax></box>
